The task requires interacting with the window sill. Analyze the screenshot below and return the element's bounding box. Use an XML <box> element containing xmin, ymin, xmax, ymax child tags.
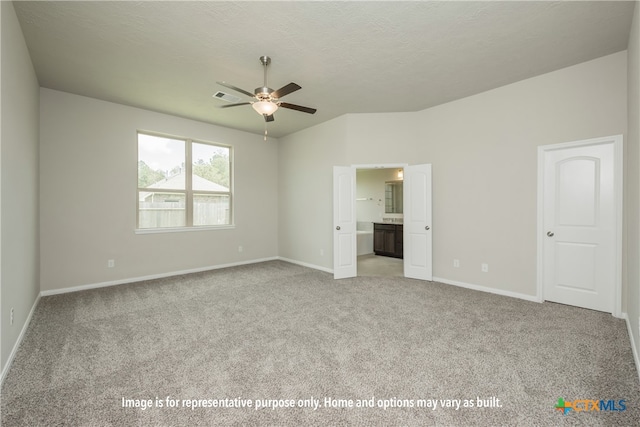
<box><xmin>135</xmin><ymin>225</ymin><xmax>236</xmax><ymax>235</ymax></box>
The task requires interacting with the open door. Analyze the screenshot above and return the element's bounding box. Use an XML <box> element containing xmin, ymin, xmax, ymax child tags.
<box><xmin>403</xmin><ymin>164</ymin><xmax>433</xmax><ymax>280</ymax></box>
<box><xmin>333</xmin><ymin>166</ymin><xmax>357</xmax><ymax>279</ymax></box>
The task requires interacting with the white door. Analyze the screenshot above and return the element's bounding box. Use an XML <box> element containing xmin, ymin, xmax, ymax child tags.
<box><xmin>333</xmin><ymin>166</ymin><xmax>357</xmax><ymax>279</ymax></box>
<box><xmin>541</xmin><ymin>138</ymin><xmax>619</xmax><ymax>313</ymax></box>
<box><xmin>404</xmin><ymin>164</ymin><xmax>433</xmax><ymax>280</ymax></box>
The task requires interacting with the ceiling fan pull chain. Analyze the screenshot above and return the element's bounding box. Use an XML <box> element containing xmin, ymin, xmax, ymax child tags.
<box><xmin>264</xmin><ymin>125</ymin><xmax>268</xmax><ymax>141</ymax></box>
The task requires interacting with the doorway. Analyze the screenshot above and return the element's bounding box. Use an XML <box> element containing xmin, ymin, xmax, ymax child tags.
<box><xmin>537</xmin><ymin>135</ymin><xmax>622</xmax><ymax>316</ymax></box>
<box><xmin>356</xmin><ymin>167</ymin><xmax>404</xmax><ymax>277</ymax></box>
<box><xmin>333</xmin><ymin>164</ymin><xmax>432</xmax><ymax>281</ymax></box>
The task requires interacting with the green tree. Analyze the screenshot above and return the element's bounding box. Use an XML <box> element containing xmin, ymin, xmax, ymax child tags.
<box><xmin>193</xmin><ymin>154</ymin><xmax>230</xmax><ymax>188</ymax></box>
<box><xmin>138</xmin><ymin>161</ymin><xmax>166</xmax><ymax>188</ymax></box>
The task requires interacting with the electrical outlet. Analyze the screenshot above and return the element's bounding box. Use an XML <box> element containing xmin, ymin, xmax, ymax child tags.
<box><xmin>108</xmin><ymin>259</ymin><xmax>115</xmax><ymax>268</ymax></box>
<box><xmin>453</xmin><ymin>259</ymin><xmax>460</xmax><ymax>268</ymax></box>
<box><xmin>10</xmin><ymin>308</ymin><xmax>14</xmax><ymax>325</ymax></box>
<box><xmin>481</xmin><ymin>263</ymin><xmax>489</xmax><ymax>273</ymax></box>
<box><xmin>238</xmin><ymin>246</ymin><xmax>243</xmax><ymax>253</ymax></box>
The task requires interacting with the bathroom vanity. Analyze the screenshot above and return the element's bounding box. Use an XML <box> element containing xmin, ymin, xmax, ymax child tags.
<box><xmin>373</xmin><ymin>223</ymin><xmax>403</xmax><ymax>258</ymax></box>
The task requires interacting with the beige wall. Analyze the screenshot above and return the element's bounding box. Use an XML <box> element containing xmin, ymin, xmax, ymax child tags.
<box><xmin>1</xmin><ymin>2</ymin><xmax>40</xmax><ymax>370</ymax></box>
<box><xmin>416</xmin><ymin>51</ymin><xmax>626</xmax><ymax>296</ymax></box>
<box><xmin>626</xmin><ymin>2</ymin><xmax>640</xmax><ymax>364</ymax></box>
<box><xmin>39</xmin><ymin>89</ymin><xmax>279</xmax><ymax>292</ymax></box>
<box><xmin>356</xmin><ymin>168</ymin><xmax>404</xmax><ymax>224</ymax></box>
<box><xmin>278</xmin><ymin>116</ymin><xmax>348</xmax><ymax>269</ymax></box>
<box><xmin>279</xmin><ymin>51</ymin><xmax>627</xmax><ymax>300</ymax></box>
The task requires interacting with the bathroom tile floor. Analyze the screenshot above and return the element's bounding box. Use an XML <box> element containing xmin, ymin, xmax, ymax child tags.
<box><xmin>357</xmin><ymin>254</ymin><xmax>403</xmax><ymax>277</ymax></box>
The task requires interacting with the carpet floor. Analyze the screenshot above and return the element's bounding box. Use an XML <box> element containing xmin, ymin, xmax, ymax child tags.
<box><xmin>2</xmin><ymin>260</ymin><xmax>639</xmax><ymax>426</ymax></box>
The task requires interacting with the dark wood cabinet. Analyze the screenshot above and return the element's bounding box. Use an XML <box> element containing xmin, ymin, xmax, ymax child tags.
<box><xmin>373</xmin><ymin>223</ymin><xmax>403</xmax><ymax>258</ymax></box>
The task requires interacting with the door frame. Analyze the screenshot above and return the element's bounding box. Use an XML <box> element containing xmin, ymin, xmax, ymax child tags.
<box><xmin>536</xmin><ymin>135</ymin><xmax>623</xmax><ymax>317</ymax></box>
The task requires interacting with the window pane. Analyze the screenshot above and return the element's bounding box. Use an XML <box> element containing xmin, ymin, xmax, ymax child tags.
<box><xmin>138</xmin><ymin>191</ymin><xmax>186</xmax><ymax>228</ymax></box>
<box><xmin>193</xmin><ymin>194</ymin><xmax>230</xmax><ymax>226</ymax></box>
<box><xmin>192</xmin><ymin>143</ymin><xmax>230</xmax><ymax>191</ymax></box>
<box><xmin>138</xmin><ymin>134</ymin><xmax>185</xmax><ymax>189</ymax></box>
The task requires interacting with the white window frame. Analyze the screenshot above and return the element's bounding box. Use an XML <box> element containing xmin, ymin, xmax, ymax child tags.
<box><xmin>136</xmin><ymin>130</ymin><xmax>234</xmax><ymax>233</ymax></box>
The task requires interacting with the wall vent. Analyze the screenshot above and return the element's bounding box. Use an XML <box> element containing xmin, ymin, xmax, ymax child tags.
<box><xmin>213</xmin><ymin>91</ymin><xmax>243</xmax><ymax>103</ymax></box>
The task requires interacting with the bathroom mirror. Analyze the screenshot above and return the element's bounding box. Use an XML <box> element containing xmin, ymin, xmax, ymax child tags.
<box><xmin>385</xmin><ymin>181</ymin><xmax>403</xmax><ymax>213</ymax></box>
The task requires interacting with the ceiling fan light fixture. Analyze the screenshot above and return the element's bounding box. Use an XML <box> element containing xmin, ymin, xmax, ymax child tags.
<box><xmin>252</xmin><ymin>100</ymin><xmax>278</xmax><ymax>116</ymax></box>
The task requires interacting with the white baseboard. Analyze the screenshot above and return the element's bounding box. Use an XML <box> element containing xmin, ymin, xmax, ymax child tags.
<box><xmin>274</xmin><ymin>261</ymin><xmax>540</xmax><ymax>303</ymax></box>
<box><xmin>40</xmin><ymin>257</ymin><xmax>279</xmax><ymax>296</ymax></box>
<box><xmin>432</xmin><ymin>276</ymin><xmax>541</xmax><ymax>303</ymax></box>
<box><xmin>621</xmin><ymin>312</ymin><xmax>640</xmax><ymax>383</ymax></box>
<box><xmin>277</xmin><ymin>257</ymin><xmax>333</xmax><ymax>274</ymax></box>
<box><xmin>1</xmin><ymin>293</ymin><xmax>41</xmax><ymax>387</ymax></box>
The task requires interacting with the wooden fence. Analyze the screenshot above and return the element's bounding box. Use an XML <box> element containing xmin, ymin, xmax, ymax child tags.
<box><xmin>139</xmin><ymin>201</ymin><xmax>229</xmax><ymax>228</ymax></box>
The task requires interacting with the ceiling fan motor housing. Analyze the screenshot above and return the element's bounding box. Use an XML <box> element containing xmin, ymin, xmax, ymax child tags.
<box><xmin>255</xmin><ymin>86</ymin><xmax>275</xmax><ymax>101</ymax></box>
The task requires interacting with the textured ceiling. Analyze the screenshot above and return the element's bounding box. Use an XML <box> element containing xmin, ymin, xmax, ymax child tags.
<box><xmin>13</xmin><ymin>1</ymin><xmax>636</xmax><ymax>138</ymax></box>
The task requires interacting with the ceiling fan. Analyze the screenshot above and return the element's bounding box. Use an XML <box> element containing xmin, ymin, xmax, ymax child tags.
<box><xmin>216</xmin><ymin>56</ymin><xmax>317</xmax><ymax>123</ymax></box>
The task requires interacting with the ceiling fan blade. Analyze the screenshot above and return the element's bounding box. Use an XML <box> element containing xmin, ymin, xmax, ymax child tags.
<box><xmin>271</xmin><ymin>82</ymin><xmax>301</xmax><ymax>99</ymax></box>
<box><xmin>216</xmin><ymin>81</ymin><xmax>255</xmax><ymax>99</ymax></box>
<box><xmin>264</xmin><ymin>114</ymin><xmax>275</xmax><ymax>122</ymax></box>
<box><xmin>219</xmin><ymin>102</ymin><xmax>252</xmax><ymax>108</ymax></box>
<box><xmin>279</xmin><ymin>102</ymin><xmax>317</xmax><ymax>114</ymax></box>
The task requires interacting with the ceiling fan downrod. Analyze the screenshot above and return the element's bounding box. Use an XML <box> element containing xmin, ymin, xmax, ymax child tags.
<box><xmin>256</xmin><ymin>56</ymin><xmax>273</xmax><ymax>99</ymax></box>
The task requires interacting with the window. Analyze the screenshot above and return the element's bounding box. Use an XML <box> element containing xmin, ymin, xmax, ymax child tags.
<box><xmin>137</xmin><ymin>132</ymin><xmax>232</xmax><ymax>230</ymax></box>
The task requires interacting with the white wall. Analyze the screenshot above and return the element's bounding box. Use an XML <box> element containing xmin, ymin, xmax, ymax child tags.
<box><xmin>625</xmin><ymin>2</ymin><xmax>640</xmax><ymax>367</ymax></box>
<box><xmin>1</xmin><ymin>1</ymin><xmax>40</xmax><ymax>370</ymax></box>
<box><xmin>279</xmin><ymin>52</ymin><xmax>627</xmax><ymax>299</ymax></box>
<box><xmin>39</xmin><ymin>89</ymin><xmax>279</xmax><ymax>292</ymax></box>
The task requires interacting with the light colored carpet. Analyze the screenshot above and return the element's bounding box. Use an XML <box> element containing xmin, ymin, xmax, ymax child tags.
<box><xmin>2</xmin><ymin>260</ymin><xmax>639</xmax><ymax>425</ymax></box>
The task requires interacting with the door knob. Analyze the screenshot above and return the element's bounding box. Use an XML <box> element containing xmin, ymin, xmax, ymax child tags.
<box><xmin>336</xmin><ymin>226</ymin><xmax>341</xmax><ymax>231</ymax></box>
<box><xmin>425</xmin><ymin>226</ymin><xmax>430</xmax><ymax>230</ymax></box>
<box><xmin>547</xmin><ymin>231</ymin><xmax>554</xmax><ymax>237</ymax></box>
